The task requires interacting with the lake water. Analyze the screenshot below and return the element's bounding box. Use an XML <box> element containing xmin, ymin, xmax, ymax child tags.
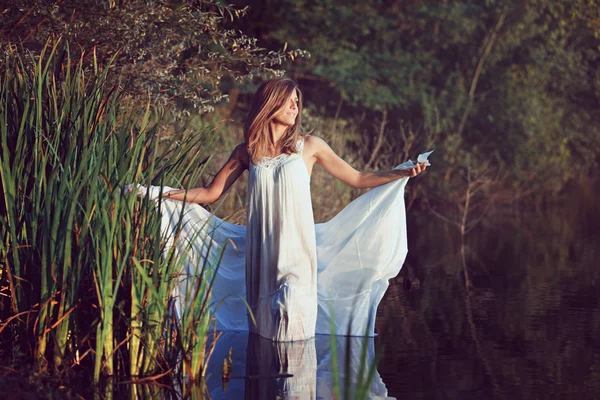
<box><xmin>375</xmin><ymin>205</ymin><xmax>600</xmax><ymax>399</ymax></box>
<box><xmin>197</xmin><ymin>203</ymin><xmax>600</xmax><ymax>399</ymax></box>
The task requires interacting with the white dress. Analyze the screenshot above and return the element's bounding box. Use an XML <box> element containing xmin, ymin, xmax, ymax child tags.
<box><xmin>246</xmin><ymin>139</ymin><xmax>317</xmax><ymax>341</ymax></box>
<box><xmin>155</xmin><ymin>142</ymin><xmax>429</xmax><ymax>341</ymax></box>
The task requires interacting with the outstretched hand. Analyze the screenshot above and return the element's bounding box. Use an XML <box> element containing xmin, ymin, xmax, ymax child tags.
<box><xmin>123</xmin><ymin>183</ymin><xmax>146</xmax><ymax>197</ymax></box>
<box><xmin>393</xmin><ymin>150</ymin><xmax>433</xmax><ymax>177</ymax></box>
<box><xmin>408</xmin><ymin>162</ymin><xmax>427</xmax><ymax>177</ymax></box>
<box><xmin>123</xmin><ymin>184</ymin><xmax>162</xmax><ymax>200</ymax></box>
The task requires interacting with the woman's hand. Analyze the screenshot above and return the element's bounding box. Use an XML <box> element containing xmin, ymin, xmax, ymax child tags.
<box><xmin>123</xmin><ymin>184</ymin><xmax>164</xmax><ymax>200</ymax></box>
<box><xmin>407</xmin><ymin>162</ymin><xmax>427</xmax><ymax>177</ymax></box>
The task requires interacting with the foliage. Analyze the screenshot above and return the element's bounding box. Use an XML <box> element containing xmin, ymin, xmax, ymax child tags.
<box><xmin>0</xmin><ymin>0</ymin><xmax>308</xmax><ymax>113</ymax></box>
<box><xmin>237</xmin><ymin>0</ymin><xmax>600</xmax><ymax>197</ymax></box>
<box><xmin>0</xmin><ymin>39</ymin><xmax>221</xmax><ymax>384</ymax></box>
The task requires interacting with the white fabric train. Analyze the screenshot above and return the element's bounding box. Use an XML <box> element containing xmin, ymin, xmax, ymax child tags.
<box><xmin>150</xmin><ymin>152</ymin><xmax>431</xmax><ymax>338</ymax></box>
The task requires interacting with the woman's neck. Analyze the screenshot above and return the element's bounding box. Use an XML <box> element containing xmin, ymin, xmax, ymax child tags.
<box><xmin>268</xmin><ymin>122</ymin><xmax>288</xmax><ymax>151</ymax></box>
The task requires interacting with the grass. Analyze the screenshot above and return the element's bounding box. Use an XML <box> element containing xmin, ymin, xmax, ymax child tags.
<box><xmin>0</xmin><ymin>38</ymin><xmax>221</xmax><ymax>385</ymax></box>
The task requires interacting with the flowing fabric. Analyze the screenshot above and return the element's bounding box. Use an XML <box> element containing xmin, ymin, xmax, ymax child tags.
<box><xmin>155</xmin><ymin>144</ymin><xmax>420</xmax><ymax>340</ymax></box>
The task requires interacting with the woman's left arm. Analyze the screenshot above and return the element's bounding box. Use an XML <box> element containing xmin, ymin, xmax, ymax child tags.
<box><xmin>308</xmin><ymin>136</ymin><xmax>426</xmax><ymax>189</ymax></box>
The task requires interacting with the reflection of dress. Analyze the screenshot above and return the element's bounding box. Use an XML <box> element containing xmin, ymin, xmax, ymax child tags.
<box><xmin>245</xmin><ymin>335</ymin><xmax>316</xmax><ymax>399</ymax></box>
<box><xmin>202</xmin><ymin>331</ymin><xmax>394</xmax><ymax>399</ymax></box>
<box><xmin>158</xmin><ymin>139</ymin><xmax>412</xmax><ymax>339</ymax></box>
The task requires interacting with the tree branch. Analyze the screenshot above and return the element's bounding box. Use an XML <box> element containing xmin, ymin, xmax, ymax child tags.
<box><xmin>365</xmin><ymin>107</ymin><xmax>387</xmax><ymax>170</ymax></box>
<box><xmin>457</xmin><ymin>6</ymin><xmax>507</xmax><ymax>136</ymax></box>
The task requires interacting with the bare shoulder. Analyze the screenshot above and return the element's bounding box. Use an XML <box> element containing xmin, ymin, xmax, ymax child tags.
<box><xmin>303</xmin><ymin>135</ymin><xmax>330</xmax><ymax>155</ymax></box>
<box><xmin>230</xmin><ymin>142</ymin><xmax>250</xmax><ymax>169</ymax></box>
<box><xmin>303</xmin><ymin>134</ymin><xmax>326</xmax><ymax>146</ymax></box>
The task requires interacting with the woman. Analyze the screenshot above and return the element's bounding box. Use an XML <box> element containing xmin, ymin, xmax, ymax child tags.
<box><xmin>160</xmin><ymin>78</ymin><xmax>427</xmax><ymax>341</ymax></box>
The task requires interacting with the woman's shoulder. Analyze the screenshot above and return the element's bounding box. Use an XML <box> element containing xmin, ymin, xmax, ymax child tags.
<box><xmin>232</xmin><ymin>142</ymin><xmax>250</xmax><ymax>166</ymax></box>
<box><xmin>302</xmin><ymin>134</ymin><xmax>328</xmax><ymax>150</ymax></box>
<box><xmin>301</xmin><ymin>134</ymin><xmax>332</xmax><ymax>160</ymax></box>
<box><xmin>233</xmin><ymin>142</ymin><xmax>249</xmax><ymax>152</ymax></box>
<box><xmin>302</xmin><ymin>134</ymin><xmax>321</xmax><ymax>145</ymax></box>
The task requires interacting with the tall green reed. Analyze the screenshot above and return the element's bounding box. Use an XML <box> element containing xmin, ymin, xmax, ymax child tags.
<box><xmin>0</xmin><ymin>38</ymin><xmax>222</xmax><ymax>385</ymax></box>
<box><xmin>328</xmin><ymin>301</ymin><xmax>385</xmax><ymax>400</ymax></box>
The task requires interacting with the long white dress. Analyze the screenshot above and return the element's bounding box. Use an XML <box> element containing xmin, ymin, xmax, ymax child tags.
<box><xmin>245</xmin><ymin>139</ymin><xmax>317</xmax><ymax>341</ymax></box>
<box><xmin>155</xmin><ymin>142</ymin><xmax>429</xmax><ymax>341</ymax></box>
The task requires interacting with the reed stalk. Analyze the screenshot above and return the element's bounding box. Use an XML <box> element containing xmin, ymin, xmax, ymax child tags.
<box><xmin>328</xmin><ymin>300</ymin><xmax>384</xmax><ymax>400</ymax></box>
<box><xmin>0</xmin><ymin>37</ymin><xmax>222</xmax><ymax>389</ymax></box>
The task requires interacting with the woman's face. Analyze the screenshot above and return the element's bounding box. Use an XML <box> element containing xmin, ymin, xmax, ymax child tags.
<box><xmin>272</xmin><ymin>89</ymin><xmax>299</xmax><ymax>127</ymax></box>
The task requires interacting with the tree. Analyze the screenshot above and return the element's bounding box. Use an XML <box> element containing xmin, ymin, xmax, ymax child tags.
<box><xmin>237</xmin><ymin>0</ymin><xmax>600</xmax><ymax>194</ymax></box>
<box><xmin>1</xmin><ymin>0</ymin><xmax>308</xmax><ymax>112</ymax></box>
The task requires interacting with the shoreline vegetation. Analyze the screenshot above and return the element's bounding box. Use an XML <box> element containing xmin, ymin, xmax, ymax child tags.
<box><xmin>2</xmin><ymin>1</ymin><xmax>598</xmax><ymax>210</ymax></box>
<box><xmin>2</xmin><ymin>0</ymin><xmax>599</xmax><ymax>397</ymax></box>
<box><xmin>0</xmin><ymin>40</ymin><xmax>227</xmax><ymax>394</ymax></box>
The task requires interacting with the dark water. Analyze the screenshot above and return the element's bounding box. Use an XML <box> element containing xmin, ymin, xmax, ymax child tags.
<box><xmin>374</xmin><ymin>205</ymin><xmax>600</xmax><ymax>399</ymax></box>
<box><xmin>198</xmin><ymin>204</ymin><xmax>600</xmax><ymax>399</ymax></box>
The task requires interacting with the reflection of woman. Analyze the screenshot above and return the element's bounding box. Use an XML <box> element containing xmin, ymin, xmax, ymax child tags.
<box><xmin>245</xmin><ymin>335</ymin><xmax>317</xmax><ymax>400</ymax></box>
<box><xmin>160</xmin><ymin>78</ymin><xmax>426</xmax><ymax>341</ymax></box>
<box><xmin>203</xmin><ymin>332</ymin><xmax>392</xmax><ymax>399</ymax></box>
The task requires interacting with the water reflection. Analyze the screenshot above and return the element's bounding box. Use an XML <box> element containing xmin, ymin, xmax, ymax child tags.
<box><xmin>245</xmin><ymin>336</ymin><xmax>316</xmax><ymax>399</ymax></box>
<box><xmin>374</xmin><ymin>207</ymin><xmax>600</xmax><ymax>398</ymax></box>
<box><xmin>204</xmin><ymin>332</ymin><xmax>393</xmax><ymax>399</ymax></box>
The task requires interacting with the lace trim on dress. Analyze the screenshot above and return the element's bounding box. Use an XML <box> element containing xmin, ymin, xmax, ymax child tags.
<box><xmin>255</xmin><ymin>153</ymin><xmax>294</xmax><ymax>169</ymax></box>
<box><xmin>252</xmin><ymin>137</ymin><xmax>305</xmax><ymax>169</ymax></box>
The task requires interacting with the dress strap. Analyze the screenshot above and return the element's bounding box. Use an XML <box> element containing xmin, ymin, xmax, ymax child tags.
<box><xmin>297</xmin><ymin>136</ymin><xmax>305</xmax><ymax>155</ymax></box>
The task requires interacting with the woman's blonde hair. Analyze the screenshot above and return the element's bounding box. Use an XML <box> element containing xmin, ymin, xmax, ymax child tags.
<box><xmin>244</xmin><ymin>77</ymin><xmax>304</xmax><ymax>164</ymax></box>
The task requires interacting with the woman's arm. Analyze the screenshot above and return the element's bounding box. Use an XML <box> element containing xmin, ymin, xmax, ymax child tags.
<box><xmin>163</xmin><ymin>143</ymin><xmax>248</xmax><ymax>203</ymax></box>
<box><xmin>308</xmin><ymin>136</ymin><xmax>426</xmax><ymax>189</ymax></box>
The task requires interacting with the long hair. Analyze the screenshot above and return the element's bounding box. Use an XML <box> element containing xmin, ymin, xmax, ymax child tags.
<box><xmin>243</xmin><ymin>77</ymin><xmax>305</xmax><ymax>164</ymax></box>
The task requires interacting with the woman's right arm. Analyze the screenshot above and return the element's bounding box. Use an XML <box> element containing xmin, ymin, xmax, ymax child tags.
<box><xmin>308</xmin><ymin>136</ymin><xmax>426</xmax><ymax>189</ymax></box>
<box><xmin>163</xmin><ymin>143</ymin><xmax>248</xmax><ymax>204</ymax></box>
